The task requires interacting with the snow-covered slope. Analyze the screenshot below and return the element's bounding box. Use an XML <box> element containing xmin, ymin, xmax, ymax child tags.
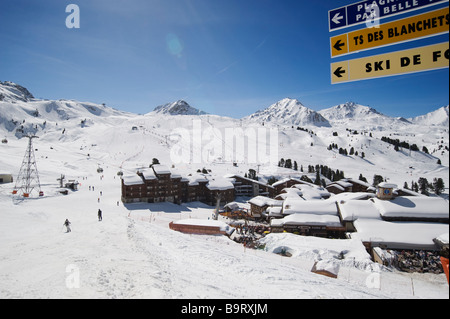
<box><xmin>0</xmin><ymin>82</ymin><xmax>449</xmax><ymax>299</ymax></box>
<box><xmin>409</xmin><ymin>105</ymin><xmax>449</xmax><ymax>127</ymax></box>
<box><xmin>244</xmin><ymin>98</ymin><xmax>331</xmax><ymax>127</ymax></box>
<box><xmin>152</xmin><ymin>100</ymin><xmax>207</xmax><ymax>116</ymax></box>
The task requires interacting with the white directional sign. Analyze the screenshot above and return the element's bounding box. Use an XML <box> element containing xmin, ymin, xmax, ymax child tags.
<box><xmin>329</xmin><ymin>0</ymin><xmax>449</xmax><ymax>31</ymax></box>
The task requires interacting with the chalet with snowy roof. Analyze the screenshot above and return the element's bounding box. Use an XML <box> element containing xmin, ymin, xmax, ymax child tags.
<box><xmin>270</xmin><ymin>198</ymin><xmax>345</xmax><ymax>237</ymax></box>
<box><xmin>271</xmin><ymin>213</ymin><xmax>345</xmax><ymax>238</ymax></box>
<box><xmin>247</xmin><ymin>196</ymin><xmax>283</xmax><ymax>219</ymax></box>
<box><xmin>326</xmin><ymin>180</ymin><xmax>353</xmax><ymax>194</ymax></box>
<box><xmin>204</xmin><ymin>178</ymin><xmax>235</xmax><ymax>206</ymax></box>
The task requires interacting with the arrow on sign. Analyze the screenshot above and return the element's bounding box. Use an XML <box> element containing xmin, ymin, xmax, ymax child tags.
<box><xmin>334</xmin><ymin>67</ymin><xmax>346</xmax><ymax>78</ymax></box>
<box><xmin>333</xmin><ymin>39</ymin><xmax>345</xmax><ymax>51</ymax></box>
<box><xmin>332</xmin><ymin>12</ymin><xmax>344</xmax><ymax>25</ymax></box>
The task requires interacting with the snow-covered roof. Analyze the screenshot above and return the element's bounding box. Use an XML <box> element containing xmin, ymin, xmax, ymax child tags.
<box><xmin>349</xmin><ymin>219</ymin><xmax>449</xmax><ymax>250</ymax></box>
<box><xmin>206</xmin><ymin>178</ymin><xmax>234</xmax><ymax>191</ymax></box>
<box><xmin>224</xmin><ymin>202</ymin><xmax>250</xmax><ymax>210</ymax></box>
<box><xmin>435</xmin><ymin>233</ymin><xmax>449</xmax><ymax>246</ymax></box>
<box><xmin>378</xmin><ymin>182</ymin><xmax>398</xmax><ymax>189</ymax></box>
<box><xmin>327</xmin><ymin>183</ymin><xmax>345</xmax><ymax>191</ymax></box>
<box><xmin>371</xmin><ymin>196</ymin><xmax>449</xmax><ymax>220</ymax></box>
<box><xmin>152</xmin><ymin>164</ymin><xmax>171</xmax><ymax>175</ymax></box>
<box><xmin>248</xmin><ymin>196</ymin><xmax>282</xmax><ymax>207</ymax></box>
<box><xmin>292</xmin><ymin>184</ymin><xmax>330</xmax><ymax>200</ymax></box>
<box><xmin>336</xmin><ymin>180</ymin><xmax>353</xmax><ymax>188</ymax></box>
<box><xmin>328</xmin><ymin>192</ymin><xmax>375</xmax><ymax>202</ymax></box>
<box><xmin>186</xmin><ymin>174</ymin><xmax>208</xmax><ymax>186</ymax></box>
<box><xmin>271</xmin><ymin>213</ymin><xmax>342</xmax><ymax>228</ymax></box>
<box><xmin>140</xmin><ymin>169</ymin><xmax>157</xmax><ymax>180</ymax></box>
<box><xmin>337</xmin><ymin>200</ymin><xmax>381</xmax><ymax>221</ymax></box>
<box><xmin>123</xmin><ymin>174</ymin><xmax>144</xmax><ymax>186</ymax></box>
<box><xmin>275</xmin><ymin>193</ymin><xmax>302</xmax><ymax>200</ymax></box>
<box><xmin>267</xmin><ymin>206</ymin><xmax>283</xmax><ymax>217</ymax></box>
<box><xmin>283</xmin><ymin>198</ymin><xmax>338</xmax><ymax>216</ymax></box>
<box><xmin>347</xmin><ymin>178</ymin><xmax>371</xmax><ymax>188</ymax></box>
<box><xmin>272</xmin><ymin>178</ymin><xmax>293</xmax><ymax>187</ymax></box>
<box><xmin>281</xmin><ymin>187</ymin><xmax>303</xmax><ymax>196</ymax></box>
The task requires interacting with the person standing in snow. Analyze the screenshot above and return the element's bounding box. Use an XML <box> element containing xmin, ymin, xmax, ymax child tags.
<box><xmin>64</xmin><ymin>219</ymin><xmax>71</xmax><ymax>233</ymax></box>
<box><xmin>98</xmin><ymin>209</ymin><xmax>102</xmax><ymax>221</ymax></box>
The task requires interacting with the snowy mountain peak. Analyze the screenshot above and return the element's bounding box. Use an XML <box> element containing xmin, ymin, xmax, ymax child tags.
<box><xmin>0</xmin><ymin>81</ymin><xmax>35</xmax><ymax>103</ymax></box>
<box><xmin>244</xmin><ymin>98</ymin><xmax>331</xmax><ymax>127</ymax></box>
<box><xmin>409</xmin><ymin>105</ymin><xmax>449</xmax><ymax>127</ymax></box>
<box><xmin>152</xmin><ymin>100</ymin><xmax>207</xmax><ymax>116</ymax></box>
<box><xmin>321</xmin><ymin>102</ymin><xmax>382</xmax><ymax>121</ymax></box>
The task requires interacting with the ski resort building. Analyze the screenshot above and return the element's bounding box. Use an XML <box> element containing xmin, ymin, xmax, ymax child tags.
<box><xmin>227</xmin><ymin>175</ymin><xmax>276</xmax><ymax>198</ymax></box>
<box><xmin>121</xmin><ymin>164</ymin><xmax>234</xmax><ymax>206</ymax></box>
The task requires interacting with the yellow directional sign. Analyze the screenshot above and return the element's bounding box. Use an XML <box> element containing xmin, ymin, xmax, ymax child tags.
<box><xmin>331</xmin><ymin>7</ymin><xmax>449</xmax><ymax>58</ymax></box>
<box><xmin>331</xmin><ymin>42</ymin><xmax>449</xmax><ymax>84</ymax></box>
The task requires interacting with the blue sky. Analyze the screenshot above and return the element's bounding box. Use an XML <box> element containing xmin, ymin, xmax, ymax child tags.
<box><xmin>0</xmin><ymin>0</ymin><xmax>448</xmax><ymax>118</ymax></box>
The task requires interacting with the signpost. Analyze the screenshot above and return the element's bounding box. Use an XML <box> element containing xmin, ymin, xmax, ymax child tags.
<box><xmin>331</xmin><ymin>42</ymin><xmax>449</xmax><ymax>84</ymax></box>
<box><xmin>331</xmin><ymin>7</ymin><xmax>449</xmax><ymax>57</ymax></box>
<box><xmin>329</xmin><ymin>0</ymin><xmax>448</xmax><ymax>31</ymax></box>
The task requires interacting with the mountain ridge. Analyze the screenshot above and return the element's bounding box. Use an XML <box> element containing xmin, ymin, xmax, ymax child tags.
<box><xmin>1</xmin><ymin>81</ymin><xmax>448</xmax><ymax>128</ymax></box>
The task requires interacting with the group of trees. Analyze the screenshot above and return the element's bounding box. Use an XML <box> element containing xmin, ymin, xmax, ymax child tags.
<box><xmin>327</xmin><ymin>143</ymin><xmax>366</xmax><ymax>158</ymax></box>
<box><xmin>381</xmin><ymin>136</ymin><xmax>420</xmax><ymax>152</ymax></box>
<box><xmin>277</xmin><ymin>158</ymin><xmax>346</xmax><ymax>185</ymax></box>
<box><xmin>278</xmin><ymin>158</ymin><xmax>298</xmax><ymax>170</ymax></box>
<box><xmin>404</xmin><ymin>177</ymin><xmax>445</xmax><ymax>195</ymax></box>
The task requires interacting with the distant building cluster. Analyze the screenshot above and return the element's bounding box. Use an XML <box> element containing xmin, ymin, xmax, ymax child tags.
<box><xmin>121</xmin><ymin>164</ymin><xmax>449</xmax><ymax>262</ymax></box>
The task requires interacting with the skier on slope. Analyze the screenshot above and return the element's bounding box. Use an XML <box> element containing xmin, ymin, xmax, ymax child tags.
<box><xmin>64</xmin><ymin>219</ymin><xmax>71</xmax><ymax>233</ymax></box>
<box><xmin>98</xmin><ymin>209</ymin><xmax>102</xmax><ymax>221</ymax></box>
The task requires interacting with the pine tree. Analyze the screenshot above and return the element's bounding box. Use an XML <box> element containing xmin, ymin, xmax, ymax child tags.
<box><xmin>285</xmin><ymin>159</ymin><xmax>292</xmax><ymax>169</ymax></box>
<box><xmin>433</xmin><ymin>178</ymin><xmax>445</xmax><ymax>195</ymax></box>
<box><xmin>418</xmin><ymin>177</ymin><xmax>430</xmax><ymax>195</ymax></box>
<box><xmin>359</xmin><ymin>174</ymin><xmax>368</xmax><ymax>183</ymax></box>
<box><xmin>293</xmin><ymin>161</ymin><xmax>298</xmax><ymax>171</ymax></box>
<box><xmin>373</xmin><ymin>175</ymin><xmax>384</xmax><ymax>187</ymax></box>
<box><xmin>248</xmin><ymin>169</ymin><xmax>257</xmax><ymax>181</ymax></box>
<box><xmin>315</xmin><ymin>170</ymin><xmax>321</xmax><ymax>185</ymax></box>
